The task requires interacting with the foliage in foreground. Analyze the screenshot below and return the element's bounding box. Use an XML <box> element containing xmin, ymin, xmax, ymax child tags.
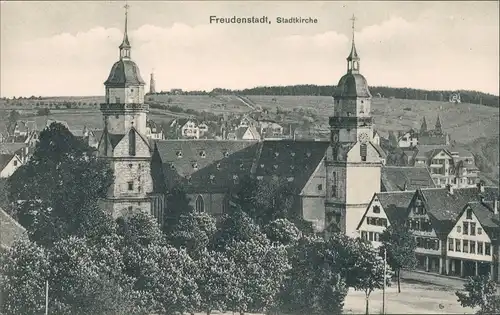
<box><xmin>456</xmin><ymin>275</ymin><xmax>500</xmax><ymax>315</ymax></box>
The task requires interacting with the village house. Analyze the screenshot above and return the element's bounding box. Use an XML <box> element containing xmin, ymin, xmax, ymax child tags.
<box><xmin>0</xmin><ymin>143</ymin><xmax>30</xmax><ymax>164</ymax></box>
<box><xmin>0</xmin><ymin>208</ymin><xmax>28</xmax><ymax>250</ymax></box>
<box><xmin>146</xmin><ymin>119</ymin><xmax>165</xmax><ymax>140</ymax></box>
<box><xmin>412</xmin><ymin>145</ymin><xmax>479</xmax><ymax>188</ymax></box>
<box><xmin>356</xmin><ymin>183</ymin><xmax>500</xmax><ymax>281</ymax></box>
<box><xmin>258</xmin><ymin>120</ymin><xmax>284</xmax><ymax>139</ymax></box>
<box><xmin>397</xmin><ymin>129</ymin><xmax>419</xmax><ymax>148</ymax></box>
<box><xmin>227</xmin><ymin>126</ymin><xmax>261</xmax><ymax>141</ymax></box>
<box><xmin>396</xmin><ymin>117</ymin><xmax>450</xmax><ymax>149</ymax></box>
<box><xmin>0</xmin><ymin>153</ymin><xmax>23</xmax><ymax>178</ymax></box>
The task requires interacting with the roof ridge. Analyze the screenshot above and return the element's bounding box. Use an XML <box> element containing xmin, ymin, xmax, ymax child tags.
<box><xmin>377</xmin><ymin>191</ymin><xmax>415</xmax><ymax>195</ymax></box>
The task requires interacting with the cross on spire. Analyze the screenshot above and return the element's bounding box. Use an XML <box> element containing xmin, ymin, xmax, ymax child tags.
<box><xmin>350</xmin><ymin>14</ymin><xmax>356</xmax><ymax>40</ymax></box>
<box><xmin>119</xmin><ymin>1</ymin><xmax>131</xmax><ymax>59</ymax></box>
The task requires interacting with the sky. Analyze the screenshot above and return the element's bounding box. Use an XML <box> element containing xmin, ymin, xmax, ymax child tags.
<box><xmin>1</xmin><ymin>1</ymin><xmax>499</xmax><ymax>97</ymax></box>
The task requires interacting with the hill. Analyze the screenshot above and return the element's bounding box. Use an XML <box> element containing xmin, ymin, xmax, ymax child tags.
<box><xmin>214</xmin><ymin>85</ymin><xmax>499</xmax><ymax>108</ymax></box>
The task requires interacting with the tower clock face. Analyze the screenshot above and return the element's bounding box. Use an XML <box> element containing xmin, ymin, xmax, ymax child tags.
<box><xmin>358</xmin><ymin>132</ymin><xmax>369</xmax><ymax>144</ymax></box>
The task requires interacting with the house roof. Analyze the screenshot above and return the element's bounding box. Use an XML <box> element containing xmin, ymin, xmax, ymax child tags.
<box><xmin>0</xmin><ymin>208</ymin><xmax>27</xmax><ymax>249</ymax></box>
<box><xmin>466</xmin><ymin>202</ymin><xmax>500</xmax><ymax>236</ymax></box>
<box><xmin>0</xmin><ymin>154</ymin><xmax>15</xmax><ymax>171</ymax></box>
<box><xmin>381</xmin><ymin>166</ymin><xmax>436</xmax><ymax>191</ymax></box>
<box><xmin>372</xmin><ymin>143</ymin><xmax>387</xmax><ymax>159</ymax></box>
<box><xmin>0</xmin><ymin>143</ymin><xmax>26</xmax><ymax>155</ymax></box>
<box><xmin>418</xmin><ymin>134</ymin><xmax>448</xmax><ymax>145</ymax></box>
<box><xmin>378</xmin><ymin>191</ymin><xmax>415</xmax><ymax>224</ymax></box>
<box><xmin>418</xmin><ymin>186</ymin><xmax>499</xmax><ymax>233</ymax></box>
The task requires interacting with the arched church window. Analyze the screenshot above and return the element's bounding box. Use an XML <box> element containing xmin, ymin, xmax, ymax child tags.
<box><xmin>196</xmin><ymin>195</ymin><xmax>205</xmax><ymax>212</ymax></box>
<box><xmin>331</xmin><ymin>172</ymin><xmax>338</xmax><ymax>197</ymax></box>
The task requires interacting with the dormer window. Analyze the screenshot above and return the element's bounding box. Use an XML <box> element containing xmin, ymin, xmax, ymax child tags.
<box><xmin>186</xmin><ymin>176</ymin><xmax>192</xmax><ymax>184</ymax></box>
<box><xmin>275</xmin><ymin>152</ymin><xmax>280</xmax><ymax>157</ymax></box>
<box><xmin>216</xmin><ymin>163</ymin><xmax>221</xmax><ymax>170</ymax></box>
<box><xmin>176</xmin><ymin>151</ymin><xmax>183</xmax><ymax>158</ymax></box>
<box><xmin>291</xmin><ymin>152</ymin><xmax>296</xmax><ymax>157</ymax></box>
<box><xmin>287</xmin><ymin>177</ymin><xmax>294</xmax><ymax>182</ymax></box>
<box><xmin>209</xmin><ymin>174</ymin><xmax>215</xmax><ymax>183</ymax></box>
<box><xmin>223</xmin><ymin>151</ymin><xmax>230</xmax><ymax>158</ymax></box>
<box><xmin>240</xmin><ymin>163</ymin><xmax>244</xmax><ymax>170</ymax></box>
<box><xmin>273</xmin><ymin>164</ymin><xmax>278</xmax><ymax>169</ymax></box>
<box><xmin>306</xmin><ymin>152</ymin><xmax>311</xmax><ymax>157</ymax></box>
<box><xmin>290</xmin><ymin>165</ymin><xmax>295</xmax><ymax>170</ymax></box>
<box><xmin>200</xmin><ymin>151</ymin><xmax>206</xmax><ymax>158</ymax></box>
<box><xmin>233</xmin><ymin>174</ymin><xmax>239</xmax><ymax>184</ymax></box>
<box><xmin>192</xmin><ymin>163</ymin><xmax>198</xmax><ymax>170</ymax></box>
<box><xmin>257</xmin><ymin>176</ymin><xmax>263</xmax><ymax>180</ymax></box>
<box><xmin>260</xmin><ymin>164</ymin><xmax>264</xmax><ymax>168</ymax></box>
<box><xmin>170</xmin><ymin>164</ymin><xmax>175</xmax><ymax>170</ymax></box>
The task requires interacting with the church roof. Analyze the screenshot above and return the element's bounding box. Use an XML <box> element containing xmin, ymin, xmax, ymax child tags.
<box><xmin>333</xmin><ymin>73</ymin><xmax>371</xmax><ymax>98</ymax></box>
<box><xmin>104</xmin><ymin>59</ymin><xmax>145</xmax><ymax>87</ymax></box>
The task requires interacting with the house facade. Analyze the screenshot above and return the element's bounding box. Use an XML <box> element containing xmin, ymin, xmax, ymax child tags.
<box><xmin>0</xmin><ymin>154</ymin><xmax>23</xmax><ymax>178</ymax></box>
<box><xmin>398</xmin><ymin>129</ymin><xmax>419</xmax><ymax>148</ymax></box>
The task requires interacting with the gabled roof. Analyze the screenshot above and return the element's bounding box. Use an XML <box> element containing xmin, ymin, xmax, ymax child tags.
<box><xmin>357</xmin><ymin>191</ymin><xmax>416</xmax><ymax>230</ymax></box>
<box><xmin>372</xmin><ymin>143</ymin><xmax>387</xmax><ymax>159</ymax></box>
<box><xmin>463</xmin><ymin>202</ymin><xmax>500</xmax><ymax>236</ymax></box>
<box><xmin>0</xmin><ymin>208</ymin><xmax>27</xmax><ymax>249</ymax></box>
<box><xmin>0</xmin><ymin>154</ymin><xmax>15</xmax><ymax>171</ymax></box>
<box><xmin>254</xmin><ymin>140</ymin><xmax>329</xmax><ymax>194</ymax></box>
<box><xmin>154</xmin><ymin>140</ymin><xmax>259</xmax><ymax>192</ymax></box>
<box><xmin>0</xmin><ymin>143</ymin><xmax>26</xmax><ymax>155</ymax></box>
<box><xmin>381</xmin><ymin>166</ymin><xmax>435</xmax><ymax>192</ymax></box>
<box><xmin>416</xmin><ymin>186</ymin><xmax>499</xmax><ymax>234</ymax></box>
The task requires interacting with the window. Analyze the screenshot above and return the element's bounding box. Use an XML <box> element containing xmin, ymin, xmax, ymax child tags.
<box><xmin>478</xmin><ymin>242</ymin><xmax>483</xmax><ymax>255</ymax></box>
<box><xmin>374</xmin><ymin>233</ymin><xmax>380</xmax><ymax>242</ymax></box>
<box><xmin>368</xmin><ymin>232</ymin><xmax>374</xmax><ymax>241</ymax></box>
<box><xmin>466</xmin><ymin>208</ymin><xmax>472</xmax><ymax>220</ymax></box>
<box><xmin>457</xmin><ymin>226</ymin><xmax>462</xmax><ymax>233</ymax></box>
<box><xmin>455</xmin><ymin>239</ymin><xmax>461</xmax><ymax>252</ymax></box>
<box><xmin>361</xmin><ymin>231</ymin><xmax>367</xmax><ymax>240</ymax></box>
<box><xmin>463</xmin><ymin>240</ymin><xmax>469</xmax><ymax>253</ymax></box>
<box><xmin>13</xmin><ymin>160</ymin><xmax>17</xmax><ymax>166</ymax></box>
<box><xmin>485</xmin><ymin>243</ymin><xmax>491</xmax><ymax>255</ymax></box>
<box><xmin>317</xmin><ymin>184</ymin><xmax>323</xmax><ymax>191</ymax></box>
<box><xmin>470</xmin><ymin>222</ymin><xmax>476</xmax><ymax>236</ymax></box>
<box><xmin>416</xmin><ymin>237</ymin><xmax>422</xmax><ymax>247</ymax></box>
<box><xmin>128</xmin><ymin>131</ymin><xmax>136</xmax><ymax>156</ymax></box>
<box><xmin>222</xmin><ymin>197</ymin><xmax>229</xmax><ymax>214</ymax></box>
<box><xmin>373</xmin><ymin>206</ymin><xmax>381</xmax><ymax>214</ymax></box>
<box><xmin>128</xmin><ymin>163</ymin><xmax>133</xmax><ymax>168</ymax></box>
<box><xmin>331</xmin><ymin>172</ymin><xmax>338</xmax><ymax>198</ymax></box>
<box><xmin>127</xmin><ymin>181</ymin><xmax>133</xmax><ymax>191</ymax></box>
<box><xmin>463</xmin><ymin>222</ymin><xmax>469</xmax><ymax>235</ymax></box>
<box><xmin>448</xmin><ymin>238</ymin><xmax>454</xmax><ymax>251</ymax></box>
<box><xmin>195</xmin><ymin>195</ymin><xmax>205</xmax><ymax>212</ymax></box>
<box><xmin>470</xmin><ymin>241</ymin><xmax>476</xmax><ymax>254</ymax></box>
<box><xmin>478</xmin><ymin>227</ymin><xmax>483</xmax><ymax>235</ymax></box>
<box><xmin>366</xmin><ymin>217</ymin><xmax>372</xmax><ymax>225</ymax></box>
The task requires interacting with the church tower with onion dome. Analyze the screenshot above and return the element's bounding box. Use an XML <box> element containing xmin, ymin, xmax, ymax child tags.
<box><xmin>325</xmin><ymin>15</ymin><xmax>384</xmax><ymax>236</ymax></box>
<box><xmin>98</xmin><ymin>4</ymin><xmax>153</xmax><ymax>218</ymax></box>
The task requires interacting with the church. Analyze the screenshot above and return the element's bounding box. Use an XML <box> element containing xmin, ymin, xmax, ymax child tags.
<box><xmin>97</xmin><ymin>10</ymin><xmax>395</xmax><ymax>236</ymax></box>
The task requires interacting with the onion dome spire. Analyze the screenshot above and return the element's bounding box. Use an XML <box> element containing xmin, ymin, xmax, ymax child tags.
<box><xmin>119</xmin><ymin>2</ymin><xmax>131</xmax><ymax>60</ymax></box>
<box><xmin>347</xmin><ymin>14</ymin><xmax>360</xmax><ymax>74</ymax></box>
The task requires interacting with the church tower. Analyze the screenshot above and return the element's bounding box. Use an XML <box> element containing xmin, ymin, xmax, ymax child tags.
<box><xmin>325</xmin><ymin>15</ymin><xmax>383</xmax><ymax>236</ymax></box>
<box><xmin>98</xmin><ymin>4</ymin><xmax>153</xmax><ymax>218</ymax></box>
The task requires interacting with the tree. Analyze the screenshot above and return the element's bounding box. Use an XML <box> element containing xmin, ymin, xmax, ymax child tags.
<box><xmin>7</xmin><ymin>122</ymin><xmax>115</xmax><ymax>247</ymax></box>
<box><xmin>388</xmin><ymin>131</ymin><xmax>398</xmax><ymax>148</ymax></box>
<box><xmin>278</xmin><ymin>235</ymin><xmax>348</xmax><ymax>315</ymax></box>
<box><xmin>47</xmin><ymin>236</ymin><xmax>139</xmax><ymax>315</ymax></box>
<box><xmin>196</xmin><ymin>249</ymin><xmax>239</xmax><ymax>314</ymax></box>
<box><xmin>166</xmin><ymin>211</ymin><xmax>217</xmax><ymax>258</ymax></box>
<box><xmin>0</xmin><ymin>239</ymin><xmax>50</xmax><ymax>315</ymax></box>
<box><xmin>456</xmin><ymin>275</ymin><xmax>500</xmax><ymax>315</ymax></box>
<box><xmin>263</xmin><ymin>218</ymin><xmax>302</xmax><ymax>246</ymax></box>
<box><xmin>380</xmin><ymin>223</ymin><xmax>417</xmax><ymax>293</ymax></box>
<box><xmin>348</xmin><ymin>239</ymin><xmax>393</xmax><ymax>315</ymax></box>
<box><xmin>163</xmin><ymin>186</ymin><xmax>193</xmax><ymax>233</ymax></box>
<box><xmin>36</xmin><ymin>108</ymin><xmax>50</xmax><ymax>116</ymax></box>
<box><xmin>8</xmin><ymin>110</ymin><xmax>20</xmax><ymax>125</ymax></box>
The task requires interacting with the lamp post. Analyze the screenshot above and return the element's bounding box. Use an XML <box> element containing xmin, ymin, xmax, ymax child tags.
<box><xmin>382</xmin><ymin>247</ymin><xmax>387</xmax><ymax>315</ymax></box>
<box><xmin>45</xmin><ymin>279</ymin><xmax>49</xmax><ymax>315</ymax></box>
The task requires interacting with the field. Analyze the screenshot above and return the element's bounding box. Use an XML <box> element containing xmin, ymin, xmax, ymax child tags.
<box><xmin>245</xmin><ymin>95</ymin><xmax>500</xmax><ymax>143</ymax></box>
<box><xmin>147</xmin><ymin>94</ymin><xmax>252</xmax><ymax>114</ymax></box>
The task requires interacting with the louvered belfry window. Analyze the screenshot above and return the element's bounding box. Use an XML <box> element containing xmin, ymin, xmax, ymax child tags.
<box><xmin>129</xmin><ymin>130</ymin><xmax>136</xmax><ymax>156</ymax></box>
<box><xmin>360</xmin><ymin>144</ymin><xmax>367</xmax><ymax>161</ymax></box>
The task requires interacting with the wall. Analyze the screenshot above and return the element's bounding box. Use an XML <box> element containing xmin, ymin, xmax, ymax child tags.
<box><xmin>104</xmin><ymin>111</ymin><xmax>148</xmax><ymax>135</ymax></box>
<box><xmin>106</xmin><ymin>86</ymin><xmax>145</xmax><ymax>104</ymax></box>
<box><xmin>0</xmin><ymin>156</ymin><xmax>22</xmax><ymax>178</ymax></box>
<box><xmin>187</xmin><ymin>192</ymin><xmax>228</xmax><ymax>217</ymax></box>
<box><xmin>447</xmin><ymin>208</ymin><xmax>493</xmax><ymax>262</ymax></box>
<box><xmin>300</xmin><ymin>161</ymin><xmax>327</xmax><ymax>231</ymax></box>
<box><xmin>357</xmin><ymin>197</ymin><xmax>390</xmax><ymax>247</ymax></box>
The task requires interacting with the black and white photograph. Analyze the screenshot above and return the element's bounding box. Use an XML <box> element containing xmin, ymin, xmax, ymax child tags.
<box><xmin>0</xmin><ymin>1</ymin><xmax>499</xmax><ymax>314</ymax></box>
